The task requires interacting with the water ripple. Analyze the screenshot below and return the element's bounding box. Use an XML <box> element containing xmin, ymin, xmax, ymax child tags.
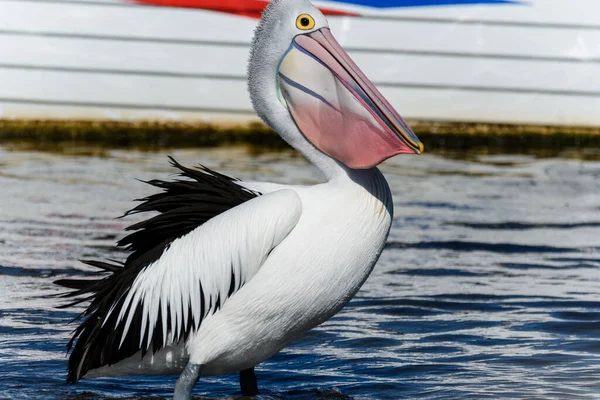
<box><xmin>0</xmin><ymin>148</ymin><xmax>598</xmax><ymax>399</ymax></box>
<box><xmin>386</xmin><ymin>241</ymin><xmax>578</xmax><ymax>253</ymax></box>
<box><xmin>445</xmin><ymin>221</ymin><xmax>600</xmax><ymax>230</ymax></box>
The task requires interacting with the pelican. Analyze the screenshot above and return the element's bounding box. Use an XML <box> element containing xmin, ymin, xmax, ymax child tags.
<box><xmin>56</xmin><ymin>0</ymin><xmax>423</xmax><ymax>398</ymax></box>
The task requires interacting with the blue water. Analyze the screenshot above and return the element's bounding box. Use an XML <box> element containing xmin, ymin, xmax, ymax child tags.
<box><xmin>0</xmin><ymin>147</ymin><xmax>599</xmax><ymax>399</ymax></box>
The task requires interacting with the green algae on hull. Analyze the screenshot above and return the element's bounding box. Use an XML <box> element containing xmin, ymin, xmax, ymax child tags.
<box><xmin>0</xmin><ymin>119</ymin><xmax>599</xmax><ymax>156</ymax></box>
<box><xmin>0</xmin><ymin>120</ymin><xmax>284</xmax><ymax>150</ymax></box>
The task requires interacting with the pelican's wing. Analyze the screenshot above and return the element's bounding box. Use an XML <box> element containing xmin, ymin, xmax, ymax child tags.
<box><xmin>119</xmin><ymin>189</ymin><xmax>301</xmax><ymax>350</ymax></box>
<box><xmin>56</xmin><ymin>162</ymin><xmax>301</xmax><ymax>383</ymax></box>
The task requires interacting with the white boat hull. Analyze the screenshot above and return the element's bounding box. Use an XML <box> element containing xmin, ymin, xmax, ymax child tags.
<box><xmin>1</xmin><ymin>0</ymin><xmax>599</xmax><ymax>126</ymax></box>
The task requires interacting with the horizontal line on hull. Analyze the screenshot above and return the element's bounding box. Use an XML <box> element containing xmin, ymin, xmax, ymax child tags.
<box><xmin>1</xmin><ymin>30</ymin><xmax>598</xmax><ymax>64</ymax></box>
<box><xmin>2</xmin><ymin>64</ymin><xmax>599</xmax><ymax>98</ymax></box>
<box><xmin>0</xmin><ymin>29</ymin><xmax>251</xmax><ymax>47</ymax></box>
<box><xmin>0</xmin><ymin>0</ymin><xmax>138</xmax><ymax>7</ymax></box>
<box><xmin>0</xmin><ymin>98</ymin><xmax>255</xmax><ymax>114</ymax></box>
<box><xmin>0</xmin><ymin>64</ymin><xmax>246</xmax><ymax>80</ymax></box>
<box><xmin>353</xmin><ymin>15</ymin><xmax>600</xmax><ymax>31</ymax></box>
<box><xmin>377</xmin><ymin>83</ymin><xmax>600</xmax><ymax>98</ymax></box>
<box><xmin>4</xmin><ymin>0</ymin><xmax>600</xmax><ymax>30</ymax></box>
<box><xmin>353</xmin><ymin>50</ymin><xmax>600</xmax><ymax>64</ymax></box>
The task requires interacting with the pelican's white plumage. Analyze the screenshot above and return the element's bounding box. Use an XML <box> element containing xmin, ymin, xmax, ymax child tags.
<box><xmin>57</xmin><ymin>0</ymin><xmax>423</xmax><ymax>397</ymax></box>
<box><xmin>188</xmin><ymin>170</ymin><xmax>393</xmax><ymax>375</ymax></box>
<box><xmin>116</xmin><ymin>190</ymin><xmax>302</xmax><ymax>351</ymax></box>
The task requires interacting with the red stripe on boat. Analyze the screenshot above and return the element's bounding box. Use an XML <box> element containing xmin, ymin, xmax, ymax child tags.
<box><xmin>131</xmin><ymin>0</ymin><xmax>358</xmax><ymax>18</ymax></box>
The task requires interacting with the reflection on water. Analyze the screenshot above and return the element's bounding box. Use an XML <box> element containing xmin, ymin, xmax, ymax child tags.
<box><xmin>0</xmin><ymin>146</ymin><xmax>599</xmax><ymax>399</ymax></box>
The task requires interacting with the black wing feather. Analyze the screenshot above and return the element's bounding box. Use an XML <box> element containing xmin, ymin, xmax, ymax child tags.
<box><xmin>55</xmin><ymin>157</ymin><xmax>259</xmax><ymax>383</ymax></box>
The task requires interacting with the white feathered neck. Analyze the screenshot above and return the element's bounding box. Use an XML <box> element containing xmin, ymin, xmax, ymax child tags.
<box><xmin>247</xmin><ymin>0</ymin><xmax>349</xmax><ymax>181</ymax></box>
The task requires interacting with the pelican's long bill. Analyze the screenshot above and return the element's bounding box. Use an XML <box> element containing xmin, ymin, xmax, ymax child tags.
<box><xmin>277</xmin><ymin>28</ymin><xmax>423</xmax><ymax>169</ymax></box>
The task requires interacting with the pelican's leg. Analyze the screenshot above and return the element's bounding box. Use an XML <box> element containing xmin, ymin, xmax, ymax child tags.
<box><xmin>239</xmin><ymin>367</ymin><xmax>259</xmax><ymax>396</ymax></box>
<box><xmin>173</xmin><ymin>363</ymin><xmax>202</xmax><ymax>400</ymax></box>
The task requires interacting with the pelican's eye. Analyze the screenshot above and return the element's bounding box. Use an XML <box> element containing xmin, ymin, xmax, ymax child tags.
<box><xmin>296</xmin><ymin>14</ymin><xmax>315</xmax><ymax>30</ymax></box>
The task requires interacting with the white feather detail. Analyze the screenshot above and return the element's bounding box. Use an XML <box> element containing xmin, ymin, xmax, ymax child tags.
<box><xmin>112</xmin><ymin>190</ymin><xmax>302</xmax><ymax>351</ymax></box>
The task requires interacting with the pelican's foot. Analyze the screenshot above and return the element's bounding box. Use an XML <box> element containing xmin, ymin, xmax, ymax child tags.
<box><xmin>173</xmin><ymin>363</ymin><xmax>202</xmax><ymax>400</ymax></box>
<box><xmin>239</xmin><ymin>367</ymin><xmax>259</xmax><ymax>396</ymax></box>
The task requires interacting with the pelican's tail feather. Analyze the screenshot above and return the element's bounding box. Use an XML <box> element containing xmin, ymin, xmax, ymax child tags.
<box><xmin>55</xmin><ymin>158</ymin><xmax>260</xmax><ymax>384</ymax></box>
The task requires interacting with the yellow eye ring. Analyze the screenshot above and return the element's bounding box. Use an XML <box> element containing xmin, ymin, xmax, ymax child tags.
<box><xmin>296</xmin><ymin>14</ymin><xmax>315</xmax><ymax>30</ymax></box>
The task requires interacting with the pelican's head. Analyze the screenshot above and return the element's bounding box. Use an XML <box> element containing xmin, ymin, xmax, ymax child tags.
<box><xmin>248</xmin><ymin>0</ymin><xmax>423</xmax><ymax>170</ymax></box>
